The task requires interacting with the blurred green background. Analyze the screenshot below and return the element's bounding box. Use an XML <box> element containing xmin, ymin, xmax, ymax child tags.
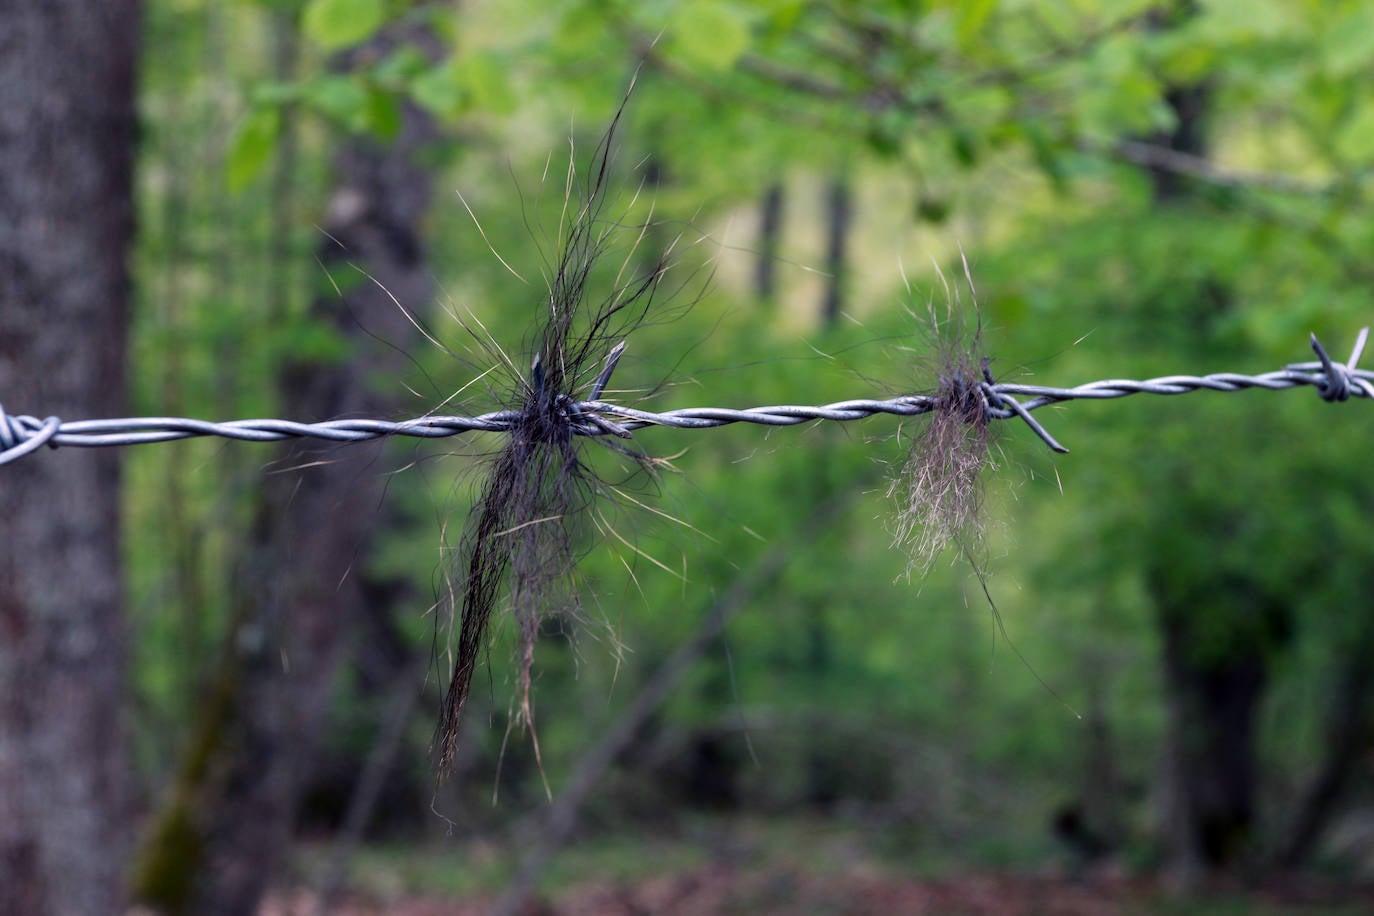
<box><xmin>70</xmin><ymin>0</ymin><xmax>1374</xmax><ymax>911</ymax></box>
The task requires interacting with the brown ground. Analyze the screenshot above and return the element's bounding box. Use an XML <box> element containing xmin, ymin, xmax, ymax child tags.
<box><xmin>264</xmin><ymin>867</ymin><xmax>1374</xmax><ymax>915</ymax></box>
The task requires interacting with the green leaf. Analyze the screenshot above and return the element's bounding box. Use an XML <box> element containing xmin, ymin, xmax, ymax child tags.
<box><xmin>1024</xmin><ymin>123</ymin><xmax>1068</xmax><ymax>192</ymax></box>
<box><xmin>953</xmin><ymin>0</ymin><xmax>996</xmax><ymax>49</ymax></box>
<box><xmin>915</xmin><ymin>194</ymin><xmax>950</xmax><ymax>224</ymax></box>
<box><xmin>1191</xmin><ymin>0</ymin><xmax>1302</xmax><ymax>46</ymax></box>
<box><xmin>1320</xmin><ymin>6</ymin><xmax>1374</xmax><ymax>78</ymax></box>
<box><xmin>302</xmin><ymin>0</ymin><xmax>385</xmax><ymax>51</ymax></box>
<box><xmin>762</xmin><ymin>0</ymin><xmax>806</xmax><ymax>31</ymax></box>
<box><xmin>249</xmin><ymin>80</ymin><xmax>300</xmax><ymax>106</ymax></box>
<box><xmin>226</xmin><ymin>106</ymin><xmax>280</xmax><ymax>192</ymax></box>
<box><xmin>1335</xmin><ymin>105</ymin><xmax>1374</xmax><ymax>164</ymax></box>
<box><xmin>668</xmin><ymin>1</ymin><xmax>752</xmax><ymax>72</ymax></box>
<box><xmin>409</xmin><ymin>58</ymin><xmax>464</xmax><ymax>119</ymax></box>
<box><xmin>364</xmin><ymin>88</ymin><xmax>402</xmax><ymax>140</ymax></box>
<box><xmin>304</xmin><ymin>74</ymin><xmax>369</xmax><ymax>128</ymax></box>
<box><xmin>1151</xmin><ymin>33</ymin><xmax>1216</xmax><ymax>84</ymax></box>
<box><xmin>372</xmin><ymin>46</ymin><xmax>430</xmax><ymax>87</ymax></box>
<box><xmin>555</xmin><ymin>3</ymin><xmax>609</xmax><ymax>55</ymax></box>
<box><xmin>456</xmin><ymin>51</ymin><xmax>515</xmax><ymax>114</ymax></box>
<box><xmin>950</xmin><ymin>127</ymin><xmax>979</xmax><ymax>168</ymax></box>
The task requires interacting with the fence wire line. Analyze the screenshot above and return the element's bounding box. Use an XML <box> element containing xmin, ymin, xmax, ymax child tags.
<box><xmin>1</xmin><ymin>328</ymin><xmax>1369</xmax><ymax>467</ymax></box>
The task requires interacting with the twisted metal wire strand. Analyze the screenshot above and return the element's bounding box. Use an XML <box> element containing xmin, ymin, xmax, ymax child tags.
<box><xmin>2</xmin><ymin>328</ymin><xmax>1369</xmax><ymax>467</ymax></box>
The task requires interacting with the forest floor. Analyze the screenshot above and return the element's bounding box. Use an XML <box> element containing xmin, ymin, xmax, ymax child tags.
<box><xmin>273</xmin><ymin>815</ymin><xmax>1374</xmax><ymax>915</ymax></box>
<box><xmin>266</xmin><ymin>868</ymin><xmax>1374</xmax><ymax>915</ymax></box>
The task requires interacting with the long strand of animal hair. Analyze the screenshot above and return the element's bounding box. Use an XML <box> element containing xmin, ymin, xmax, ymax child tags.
<box><xmin>958</xmin><ymin>533</ymin><xmax>1081</xmax><ymax>721</ymax></box>
<box><xmin>433</xmin><ymin>79</ymin><xmax>669</xmax><ymax>775</ymax></box>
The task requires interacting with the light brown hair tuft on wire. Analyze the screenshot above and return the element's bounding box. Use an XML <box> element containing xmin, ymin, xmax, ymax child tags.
<box><xmin>888</xmin><ymin>265</ymin><xmax>993</xmax><ymax>576</ymax></box>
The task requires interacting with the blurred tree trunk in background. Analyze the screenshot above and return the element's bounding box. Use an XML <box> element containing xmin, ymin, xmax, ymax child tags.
<box><xmin>820</xmin><ymin>175</ymin><xmax>851</xmax><ymax>327</ymax></box>
<box><xmin>755</xmin><ymin>182</ymin><xmax>785</xmax><ymax>303</ymax></box>
<box><xmin>0</xmin><ymin>2</ymin><xmax>142</xmax><ymax>913</ymax></box>
<box><xmin>127</xmin><ymin>16</ymin><xmax>439</xmax><ymax>916</ymax></box>
<box><xmin>189</xmin><ymin>25</ymin><xmax>441</xmax><ymax>913</ymax></box>
<box><xmin>1154</xmin><ymin>575</ymin><xmax>1284</xmax><ymax>879</ymax></box>
<box><xmin>1142</xmin><ymin>78</ymin><xmax>1282</xmax><ymax>881</ymax></box>
<box><xmin>1277</xmin><ymin>615</ymin><xmax>1374</xmax><ymax>868</ymax></box>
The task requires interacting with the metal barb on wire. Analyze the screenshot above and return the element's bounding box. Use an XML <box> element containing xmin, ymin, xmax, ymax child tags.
<box><xmin>568</xmin><ymin>341</ymin><xmax>635</xmax><ymax>439</ymax></box>
<box><xmin>1308</xmin><ymin>326</ymin><xmax>1369</xmax><ymax>402</ymax></box>
<box><xmin>974</xmin><ymin>354</ymin><xmax>1070</xmax><ymax>454</ymax></box>
<box><xmin>589</xmin><ymin>340</ymin><xmax>627</xmax><ymax>402</ymax></box>
<box><xmin>981</xmin><ymin>383</ymin><xmax>1070</xmax><ymax>454</ymax></box>
<box><xmin>1</xmin><ymin>328</ymin><xmax>1370</xmax><ymax>467</ymax></box>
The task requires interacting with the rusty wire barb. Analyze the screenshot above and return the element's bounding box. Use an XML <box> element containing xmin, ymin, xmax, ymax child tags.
<box><xmin>1</xmin><ymin>327</ymin><xmax>1369</xmax><ymax>468</ymax></box>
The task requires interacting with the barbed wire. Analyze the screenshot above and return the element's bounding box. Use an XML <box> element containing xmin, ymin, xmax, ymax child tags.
<box><xmin>2</xmin><ymin>328</ymin><xmax>1368</xmax><ymax>468</ymax></box>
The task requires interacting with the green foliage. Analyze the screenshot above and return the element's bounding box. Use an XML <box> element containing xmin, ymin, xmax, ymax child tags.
<box><xmin>409</xmin><ymin>50</ymin><xmax>515</xmax><ymax>119</ymax></box>
<box><xmin>226</xmin><ymin>105</ymin><xmax>281</xmax><ymax>192</ymax></box>
<box><xmin>302</xmin><ymin>0</ymin><xmax>385</xmax><ymax>50</ymax></box>
<box><xmin>665</xmin><ymin>2</ymin><xmax>754</xmax><ymax>72</ymax></box>
<box><xmin>131</xmin><ymin>0</ymin><xmax>1374</xmax><ymax>883</ymax></box>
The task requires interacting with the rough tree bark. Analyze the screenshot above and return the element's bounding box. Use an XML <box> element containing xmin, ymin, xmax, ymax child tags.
<box><xmin>0</xmin><ymin>2</ymin><xmax>142</xmax><ymax>913</ymax></box>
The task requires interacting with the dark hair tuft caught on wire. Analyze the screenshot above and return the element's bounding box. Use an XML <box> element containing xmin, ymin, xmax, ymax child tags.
<box><xmin>434</xmin><ymin>87</ymin><xmax>673</xmax><ymax>775</ymax></box>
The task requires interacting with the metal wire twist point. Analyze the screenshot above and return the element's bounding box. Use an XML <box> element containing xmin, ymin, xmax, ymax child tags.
<box><xmin>0</xmin><ymin>404</ymin><xmax>61</xmax><ymax>465</ymax></box>
<box><xmin>1</xmin><ymin>328</ymin><xmax>1369</xmax><ymax>467</ymax></box>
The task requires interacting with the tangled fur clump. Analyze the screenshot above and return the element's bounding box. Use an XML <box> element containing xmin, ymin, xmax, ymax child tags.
<box><xmin>887</xmin><ymin>293</ymin><xmax>993</xmax><ymax>576</ymax></box>
<box><xmin>435</xmin><ymin>98</ymin><xmax>677</xmax><ymax>774</ymax></box>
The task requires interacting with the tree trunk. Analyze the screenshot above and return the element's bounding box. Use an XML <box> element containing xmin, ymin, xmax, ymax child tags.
<box><xmin>0</xmin><ymin>3</ymin><xmax>141</xmax><ymax>913</ymax></box>
<box><xmin>1135</xmin><ymin>64</ymin><xmax>1275</xmax><ymax>883</ymax></box>
<box><xmin>1144</xmin><ymin>83</ymin><xmax>1211</xmax><ymax>203</ymax></box>
<box><xmin>820</xmin><ymin>175</ymin><xmax>851</xmax><ymax>327</ymax></box>
<box><xmin>1159</xmin><ymin>601</ymin><xmax>1264</xmax><ymax>873</ymax></box>
<box><xmin>1154</xmin><ymin>588</ymin><xmax>1276</xmax><ymax>877</ymax></box>
<box><xmin>1275</xmin><ymin>618</ymin><xmax>1374</xmax><ymax>868</ymax></box>
<box><xmin>1142</xmin><ymin>4</ymin><xmax>1210</xmax><ymax>206</ymax></box>
<box><xmin>755</xmin><ymin>182</ymin><xmax>785</xmax><ymax>303</ymax></box>
<box><xmin>184</xmin><ymin>32</ymin><xmax>441</xmax><ymax>915</ymax></box>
